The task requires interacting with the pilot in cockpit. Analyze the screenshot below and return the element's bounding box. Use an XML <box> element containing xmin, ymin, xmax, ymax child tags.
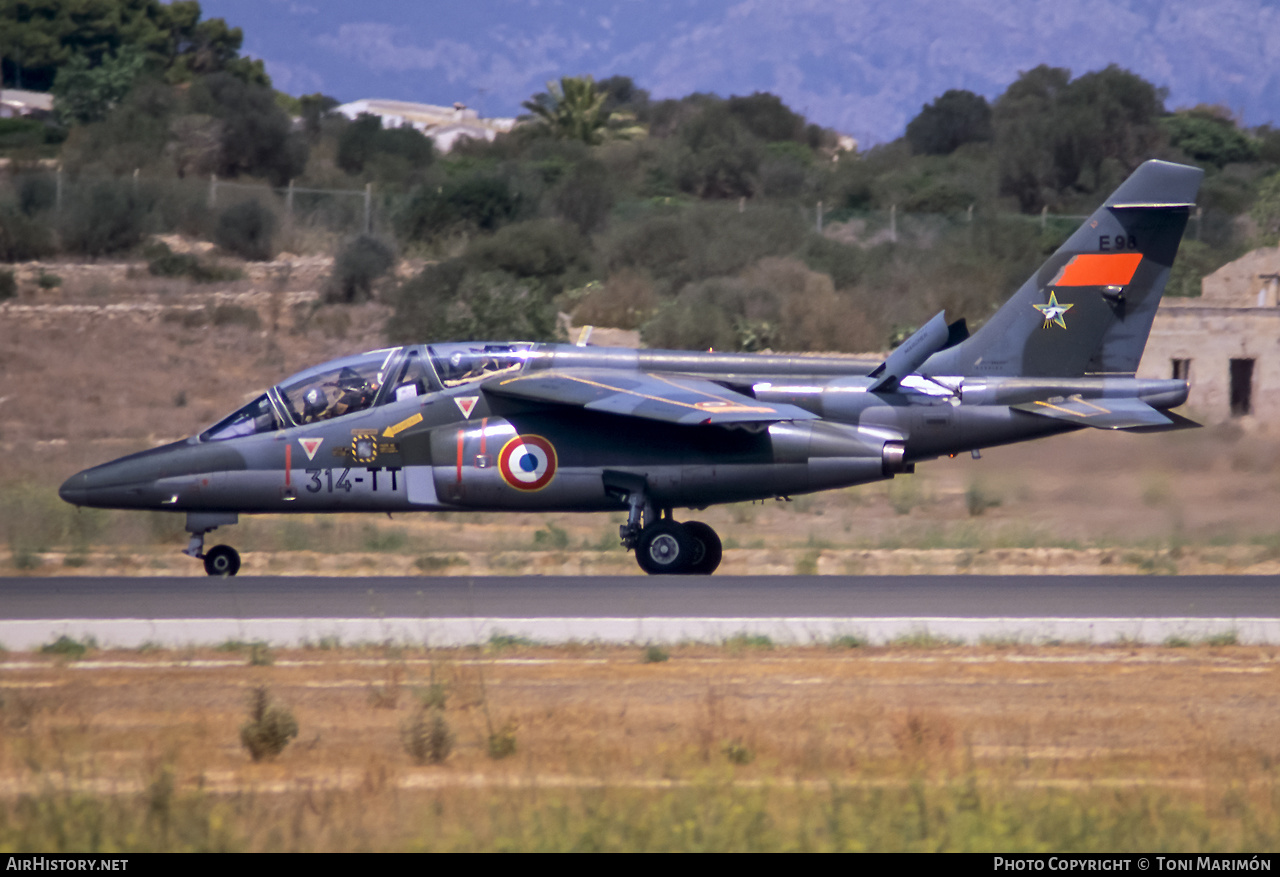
<box><xmin>300</xmin><ymin>367</ymin><xmax>379</xmax><ymax>423</ymax></box>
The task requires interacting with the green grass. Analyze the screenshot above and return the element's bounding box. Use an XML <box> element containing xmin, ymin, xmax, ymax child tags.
<box><xmin>1</xmin><ymin>779</ymin><xmax>1275</xmax><ymax>852</ymax></box>
<box><xmin>532</xmin><ymin>522</ymin><xmax>570</xmax><ymax>549</ymax></box>
<box><xmin>890</xmin><ymin>631</ymin><xmax>961</xmax><ymax>649</ymax></box>
<box><xmin>39</xmin><ymin>635</ymin><xmax>95</xmax><ymax>659</ymax></box>
<box><xmin>487</xmin><ymin>631</ymin><xmax>538</xmax><ymax>650</ymax></box>
<box><xmin>724</xmin><ymin>633</ymin><xmax>774</xmax><ymax>652</ymax></box>
<box><xmin>642</xmin><ymin>645</ymin><xmax>670</xmax><ymax>663</ymax></box>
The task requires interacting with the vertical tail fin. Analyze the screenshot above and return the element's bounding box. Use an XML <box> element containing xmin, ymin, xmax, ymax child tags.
<box><xmin>922</xmin><ymin>160</ymin><xmax>1204</xmax><ymax>378</ymax></box>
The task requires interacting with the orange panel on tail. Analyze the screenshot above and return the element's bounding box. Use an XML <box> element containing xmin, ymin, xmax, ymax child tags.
<box><xmin>1056</xmin><ymin>253</ymin><xmax>1143</xmax><ymax>286</ymax></box>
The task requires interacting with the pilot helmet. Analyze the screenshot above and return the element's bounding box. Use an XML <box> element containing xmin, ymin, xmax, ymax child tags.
<box><xmin>337</xmin><ymin>366</ymin><xmax>365</xmax><ymax>388</ymax></box>
<box><xmin>303</xmin><ymin>386</ymin><xmax>326</xmax><ymax>415</ymax></box>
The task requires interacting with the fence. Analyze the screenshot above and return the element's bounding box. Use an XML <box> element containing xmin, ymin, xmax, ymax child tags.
<box><xmin>0</xmin><ymin>168</ymin><xmax>1220</xmax><ymax>249</ymax></box>
<box><xmin>804</xmin><ymin>201</ymin><xmax>1208</xmax><ymax>243</ymax></box>
<box><xmin>0</xmin><ymin>170</ymin><xmax>396</xmax><ymax>242</ymax></box>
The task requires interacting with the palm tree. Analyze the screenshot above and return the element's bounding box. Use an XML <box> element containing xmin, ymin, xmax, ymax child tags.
<box><xmin>522</xmin><ymin>75</ymin><xmax>607</xmax><ymax>145</ymax></box>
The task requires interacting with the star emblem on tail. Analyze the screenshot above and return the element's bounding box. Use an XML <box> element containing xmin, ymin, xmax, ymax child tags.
<box><xmin>1033</xmin><ymin>292</ymin><xmax>1073</xmax><ymax>329</ymax></box>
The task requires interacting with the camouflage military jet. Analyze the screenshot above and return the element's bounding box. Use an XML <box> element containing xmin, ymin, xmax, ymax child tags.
<box><xmin>59</xmin><ymin>160</ymin><xmax>1203</xmax><ymax>576</ymax></box>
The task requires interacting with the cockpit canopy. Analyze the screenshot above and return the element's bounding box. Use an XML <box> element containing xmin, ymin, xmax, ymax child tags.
<box><xmin>198</xmin><ymin>343</ymin><xmax>536</xmax><ymax>442</ymax></box>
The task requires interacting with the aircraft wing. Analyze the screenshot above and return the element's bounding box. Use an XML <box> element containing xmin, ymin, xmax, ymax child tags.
<box><xmin>485</xmin><ymin>369</ymin><xmax>819</xmax><ymax>425</ymax></box>
<box><xmin>1011</xmin><ymin>395</ymin><xmax>1174</xmax><ymax>430</ymax></box>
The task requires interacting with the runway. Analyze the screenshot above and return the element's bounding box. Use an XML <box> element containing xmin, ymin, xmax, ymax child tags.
<box><xmin>3</xmin><ymin>574</ymin><xmax>1279</xmax><ymax>649</ymax></box>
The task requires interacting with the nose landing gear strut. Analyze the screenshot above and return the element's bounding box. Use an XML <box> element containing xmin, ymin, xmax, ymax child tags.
<box><xmin>184</xmin><ymin>513</ymin><xmax>241</xmax><ymax>577</ymax></box>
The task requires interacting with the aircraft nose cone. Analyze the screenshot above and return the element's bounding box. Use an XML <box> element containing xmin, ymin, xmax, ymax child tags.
<box><xmin>59</xmin><ymin>471</ymin><xmax>89</xmax><ymax>506</ymax></box>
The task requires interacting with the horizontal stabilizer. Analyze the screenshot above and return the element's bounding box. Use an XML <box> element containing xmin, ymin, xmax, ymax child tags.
<box><xmin>868</xmin><ymin>311</ymin><xmax>950</xmax><ymax>393</ymax></box>
<box><xmin>1011</xmin><ymin>396</ymin><xmax>1173</xmax><ymax>430</ymax></box>
<box><xmin>487</xmin><ymin>369</ymin><xmax>818</xmax><ymax>426</ymax></box>
<box><xmin>1122</xmin><ymin>409</ymin><xmax>1202</xmax><ymax>433</ymax></box>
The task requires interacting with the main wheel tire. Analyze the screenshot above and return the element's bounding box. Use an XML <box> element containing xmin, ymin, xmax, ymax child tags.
<box><xmin>682</xmin><ymin>521</ymin><xmax>723</xmax><ymax>575</ymax></box>
<box><xmin>203</xmin><ymin>544</ymin><xmax>241</xmax><ymax>577</ymax></box>
<box><xmin>636</xmin><ymin>521</ymin><xmax>697</xmax><ymax>575</ymax></box>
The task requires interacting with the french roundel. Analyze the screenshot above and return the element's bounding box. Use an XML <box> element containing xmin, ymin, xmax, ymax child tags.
<box><xmin>498</xmin><ymin>434</ymin><xmax>558</xmax><ymax>491</ymax></box>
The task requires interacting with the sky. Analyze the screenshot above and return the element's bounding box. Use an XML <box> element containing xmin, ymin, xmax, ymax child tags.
<box><xmin>201</xmin><ymin>0</ymin><xmax>1280</xmax><ymax>146</ymax></box>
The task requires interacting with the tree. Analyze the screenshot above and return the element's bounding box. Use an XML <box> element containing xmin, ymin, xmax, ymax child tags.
<box><xmin>994</xmin><ymin>65</ymin><xmax>1165</xmax><ymax>211</ymax></box>
<box><xmin>726</xmin><ymin>92</ymin><xmax>806</xmax><ymax>143</ymax></box>
<box><xmin>905</xmin><ymin>89</ymin><xmax>992</xmax><ymax>156</ymax></box>
<box><xmin>1251</xmin><ymin>171</ymin><xmax>1280</xmax><ymax>241</ymax></box>
<box><xmin>1163</xmin><ymin>107</ymin><xmax>1256</xmax><ymax>168</ymax></box>
<box><xmin>159</xmin><ymin>1</ymin><xmax>265</xmax><ymax>83</ymax></box>
<box><xmin>190</xmin><ymin>72</ymin><xmax>306</xmax><ymax>185</ymax></box>
<box><xmin>336</xmin><ymin>112</ymin><xmax>433</xmax><ymax>180</ymax></box>
<box><xmin>51</xmin><ymin>45</ymin><xmax>148</xmax><ymax>125</ymax></box>
<box><xmin>597</xmin><ymin>75</ymin><xmax>649</xmax><ymax>117</ymax></box>
<box><xmin>1</xmin><ymin>0</ymin><xmax>265</xmax><ymax>91</ymax></box>
<box><xmin>299</xmin><ymin>92</ymin><xmax>339</xmax><ymax>138</ymax></box>
<box><xmin>675</xmin><ymin>102</ymin><xmax>761</xmax><ymax>199</ymax></box>
<box><xmin>522</xmin><ymin>76</ymin><xmax>607</xmax><ymax>145</ymax></box>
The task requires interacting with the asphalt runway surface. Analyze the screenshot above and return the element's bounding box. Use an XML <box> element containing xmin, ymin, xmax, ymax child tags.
<box><xmin>2</xmin><ymin>575</ymin><xmax>1279</xmax><ymax>619</ymax></box>
<box><xmin>3</xmin><ymin>575</ymin><xmax>1278</xmax><ymax>649</ymax></box>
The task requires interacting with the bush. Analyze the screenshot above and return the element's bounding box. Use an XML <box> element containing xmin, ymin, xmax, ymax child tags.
<box><xmin>643</xmin><ymin>645</ymin><xmax>669</xmax><ymax>663</ymax></box>
<box><xmin>58</xmin><ymin>179</ymin><xmax>149</xmax><ymax>257</ymax></box>
<box><xmin>395</xmin><ymin>175</ymin><xmax>524</xmax><ymax>241</ymax></box>
<box><xmin>40</xmin><ymin>635</ymin><xmax>93</xmax><ymax>659</ymax></box>
<box><xmin>965</xmin><ymin>481</ymin><xmax>1003</xmax><ymax>517</ymax></box>
<box><xmin>144</xmin><ymin>241</ymin><xmax>240</xmax><ymax>282</ymax></box>
<box><xmin>463</xmin><ymin>219</ymin><xmax>591</xmax><ymax>293</ymax></box>
<box><xmin>389</xmin><ymin>261</ymin><xmax>562</xmax><ymax>344</ymax></box>
<box><xmin>239</xmin><ymin>687</ymin><xmax>298</xmax><ymax>761</ymax></box>
<box><xmin>0</xmin><ymin>206</ymin><xmax>56</xmax><ymax>262</ymax></box>
<box><xmin>17</xmin><ymin>174</ymin><xmax>57</xmax><ymax>216</ymax></box>
<box><xmin>0</xmin><ymin>118</ymin><xmax>49</xmax><ymax>151</ymax></box>
<box><xmin>487</xmin><ymin>718</ymin><xmax>518</xmax><ymax>760</ymax></box>
<box><xmin>0</xmin><ymin>270</ymin><xmax>14</xmax><ymax>301</ymax></box>
<box><xmin>570</xmin><ymin>271</ymin><xmax>658</xmax><ymax>329</ymax></box>
<box><xmin>605</xmin><ymin>203</ymin><xmax>807</xmax><ymax>295</ymax></box>
<box><xmin>641</xmin><ymin>257</ymin><xmax>878</xmax><ymax>353</ymax></box>
<box><xmin>402</xmin><ymin>706</ymin><xmax>454</xmax><ymax>765</ymax></box>
<box><xmin>551</xmin><ymin>158</ymin><xmax>615</xmax><ymax>234</ymax></box>
<box><xmin>214</xmin><ymin>199</ymin><xmax>277</xmax><ymax>261</ymax></box>
<box><xmin>325</xmin><ymin>234</ymin><xmax>396</xmax><ymax>303</ymax></box>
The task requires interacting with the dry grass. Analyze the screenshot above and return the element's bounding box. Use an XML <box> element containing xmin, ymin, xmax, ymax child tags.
<box><xmin>0</xmin><ymin>642</ymin><xmax>1278</xmax><ymax>850</ymax></box>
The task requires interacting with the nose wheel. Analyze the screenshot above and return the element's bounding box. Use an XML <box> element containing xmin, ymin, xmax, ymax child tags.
<box><xmin>202</xmin><ymin>544</ymin><xmax>241</xmax><ymax>577</ymax></box>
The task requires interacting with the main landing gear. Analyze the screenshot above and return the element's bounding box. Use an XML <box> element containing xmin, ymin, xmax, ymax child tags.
<box><xmin>184</xmin><ymin>513</ymin><xmax>241</xmax><ymax>577</ymax></box>
<box><xmin>616</xmin><ymin>487</ymin><xmax>723</xmax><ymax>575</ymax></box>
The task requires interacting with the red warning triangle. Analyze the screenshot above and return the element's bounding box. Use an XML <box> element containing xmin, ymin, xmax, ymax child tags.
<box><xmin>298</xmin><ymin>437</ymin><xmax>324</xmax><ymax>461</ymax></box>
<box><xmin>455</xmin><ymin>396</ymin><xmax>479</xmax><ymax>419</ymax></box>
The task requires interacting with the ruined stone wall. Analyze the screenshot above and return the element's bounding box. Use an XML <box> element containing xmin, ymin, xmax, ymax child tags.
<box><xmin>1200</xmin><ymin>246</ymin><xmax>1280</xmax><ymax>306</ymax></box>
<box><xmin>1140</xmin><ymin>303</ymin><xmax>1280</xmax><ymax>424</ymax></box>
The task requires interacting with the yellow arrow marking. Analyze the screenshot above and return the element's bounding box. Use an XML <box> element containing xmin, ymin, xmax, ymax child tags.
<box><xmin>383</xmin><ymin>412</ymin><xmax>423</xmax><ymax>438</ymax></box>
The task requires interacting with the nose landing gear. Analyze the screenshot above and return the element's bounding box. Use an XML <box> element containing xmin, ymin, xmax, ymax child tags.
<box><xmin>184</xmin><ymin>513</ymin><xmax>242</xmax><ymax>577</ymax></box>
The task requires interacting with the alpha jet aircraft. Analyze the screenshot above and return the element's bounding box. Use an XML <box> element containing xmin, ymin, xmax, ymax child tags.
<box><xmin>60</xmin><ymin>160</ymin><xmax>1203</xmax><ymax>576</ymax></box>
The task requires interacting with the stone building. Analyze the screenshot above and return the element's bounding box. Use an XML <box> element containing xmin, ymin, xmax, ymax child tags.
<box><xmin>1138</xmin><ymin>247</ymin><xmax>1280</xmax><ymax>423</ymax></box>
